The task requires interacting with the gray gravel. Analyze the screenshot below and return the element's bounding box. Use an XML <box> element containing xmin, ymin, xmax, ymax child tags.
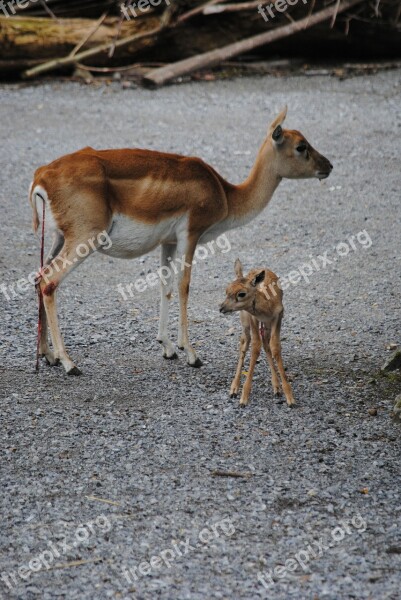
<box><xmin>0</xmin><ymin>71</ymin><xmax>400</xmax><ymax>600</ymax></box>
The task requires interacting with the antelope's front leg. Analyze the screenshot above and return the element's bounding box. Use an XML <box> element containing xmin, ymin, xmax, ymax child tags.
<box><xmin>176</xmin><ymin>236</ymin><xmax>202</xmax><ymax>368</ymax></box>
<box><xmin>157</xmin><ymin>243</ymin><xmax>178</xmax><ymax>360</ymax></box>
<box><xmin>240</xmin><ymin>322</ymin><xmax>261</xmax><ymax>406</ymax></box>
<box><xmin>230</xmin><ymin>317</ymin><xmax>250</xmax><ymax>397</ymax></box>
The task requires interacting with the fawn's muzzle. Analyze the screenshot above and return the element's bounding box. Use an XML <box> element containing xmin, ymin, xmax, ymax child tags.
<box><xmin>220</xmin><ymin>303</ymin><xmax>231</xmax><ymax>314</ymax></box>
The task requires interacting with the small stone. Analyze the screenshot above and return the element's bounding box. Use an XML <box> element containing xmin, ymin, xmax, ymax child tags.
<box><xmin>368</xmin><ymin>408</ymin><xmax>378</xmax><ymax>416</ymax></box>
<box><xmin>382</xmin><ymin>349</ymin><xmax>401</xmax><ymax>372</ymax></box>
<box><xmin>393</xmin><ymin>395</ymin><xmax>401</xmax><ymax>423</ymax></box>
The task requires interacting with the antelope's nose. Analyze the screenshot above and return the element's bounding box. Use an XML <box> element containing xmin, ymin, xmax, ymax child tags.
<box><xmin>219</xmin><ymin>303</ymin><xmax>227</xmax><ymax>313</ymax></box>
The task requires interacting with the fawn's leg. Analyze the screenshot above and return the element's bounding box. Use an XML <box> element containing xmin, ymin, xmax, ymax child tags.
<box><xmin>270</xmin><ymin>313</ymin><xmax>295</xmax><ymax>406</ymax></box>
<box><xmin>262</xmin><ymin>328</ymin><xmax>281</xmax><ymax>396</ymax></box>
<box><xmin>240</xmin><ymin>319</ymin><xmax>262</xmax><ymax>407</ymax></box>
<box><xmin>230</xmin><ymin>312</ymin><xmax>250</xmax><ymax>398</ymax></box>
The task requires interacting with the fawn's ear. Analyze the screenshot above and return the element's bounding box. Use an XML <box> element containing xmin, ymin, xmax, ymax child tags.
<box><xmin>234</xmin><ymin>258</ymin><xmax>243</xmax><ymax>278</ymax></box>
<box><xmin>251</xmin><ymin>270</ymin><xmax>265</xmax><ymax>286</ymax></box>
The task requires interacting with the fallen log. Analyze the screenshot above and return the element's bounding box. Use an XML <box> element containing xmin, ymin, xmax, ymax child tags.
<box><xmin>23</xmin><ymin>22</ymin><xmax>165</xmax><ymax>78</ymax></box>
<box><xmin>0</xmin><ymin>14</ymin><xmax>160</xmax><ymax>62</ymax></box>
<box><xmin>1</xmin><ymin>0</ymin><xmax>399</xmax><ymax>80</ymax></box>
<box><xmin>143</xmin><ymin>0</ymin><xmax>364</xmax><ymax>87</ymax></box>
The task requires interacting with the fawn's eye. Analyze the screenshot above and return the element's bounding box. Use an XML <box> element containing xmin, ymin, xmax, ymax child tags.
<box><xmin>296</xmin><ymin>143</ymin><xmax>307</xmax><ymax>153</ymax></box>
<box><xmin>237</xmin><ymin>292</ymin><xmax>246</xmax><ymax>300</ymax></box>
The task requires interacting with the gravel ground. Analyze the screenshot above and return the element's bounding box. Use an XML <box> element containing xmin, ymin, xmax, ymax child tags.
<box><xmin>0</xmin><ymin>71</ymin><xmax>400</xmax><ymax>600</ymax></box>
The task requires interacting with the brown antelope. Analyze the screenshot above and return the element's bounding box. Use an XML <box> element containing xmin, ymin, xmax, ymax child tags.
<box><xmin>220</xmin><ymin>259</ymin><xmax>294</xmax><ymax>407</ymax></box>
<box><xmin>29</xmin><ymin>107</ymin><xmax>332</xmax><ymax>375</ymax></box>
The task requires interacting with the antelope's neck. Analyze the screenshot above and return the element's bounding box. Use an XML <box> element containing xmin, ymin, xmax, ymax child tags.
<box><xmin>226</xmin><ymin>141</ymin><xmax>281</xmax><ymax>228</ymax></box>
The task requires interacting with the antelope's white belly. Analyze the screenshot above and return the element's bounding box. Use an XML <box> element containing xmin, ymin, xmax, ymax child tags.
<box><xmin>99</xmin><ymin>213</ymin><xmax>181</xmax><ymax>259</ymax></box>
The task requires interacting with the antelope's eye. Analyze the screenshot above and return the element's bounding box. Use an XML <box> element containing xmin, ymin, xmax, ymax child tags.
<box><xmin>296</xmin><ymin>143</ymin><xmax>307</xmax><ymax>153</ymax></box>
<box><xmin>237</xmin><ymin>291</ymin><xmax>246</xmax><ymax>300</ymax></box>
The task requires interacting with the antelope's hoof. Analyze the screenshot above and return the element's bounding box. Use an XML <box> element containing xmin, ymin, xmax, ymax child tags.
<box><xmin>230</xmin><ymin>392</ymin><xmax>238</xmax><ymax>398</ymax></box>
<box><xmin>286</xmin><ymin>400</ymin><xmax>296</xmax><ymax>408</ymax></box>
<box><xmin>239</xmin><ymin>402</ymin><xmax>248</xmax><ymax>408</ymax></box>
<box><xmin>67</xmin><ymin>366</ymin><xmax>82</xmax><ymax>376</ymax></box>
<box><xmin>189</xmin><ymin>358</ymin><xmax>203</xmax><ymax>368</ymax></box>
<box><xmin>164</xmin><ymin>352</ymin><xmax>178</xmax><ymax>360</ymax></box>
<box><xmin>273</xmin><ymin>389</ymin><xmax>282</xmax><ymax>397</ymax></box>
<box><xmin>41</xmin><ymin>354</ymin><xmax>60</xmax><ymax>367</ymax></box>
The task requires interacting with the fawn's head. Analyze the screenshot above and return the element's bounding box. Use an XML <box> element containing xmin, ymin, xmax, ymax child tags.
<box><xmin>220</xmin><ymin>259</ymin><xmax>265</xmax><ymax>315</ymax></box>
<box><xmin>266</xmin><ymin>106</ymin><xmax>333</xmax><ymax>180</ymax></box>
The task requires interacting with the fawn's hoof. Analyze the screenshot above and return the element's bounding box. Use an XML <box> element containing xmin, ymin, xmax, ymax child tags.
<box><xmin>163</xmin><ymin>352</ymin><xmax>178</xmax><ymax>360</ymax></box>
<box><xmin>67</xmin><ymin>366</ymin><xmax>82</xmax><ymax>376</ymax></box>
<box><xmin>230</xmin><ymin>392</ymin><xmax>238</xmax><ymax>398</ymax></box>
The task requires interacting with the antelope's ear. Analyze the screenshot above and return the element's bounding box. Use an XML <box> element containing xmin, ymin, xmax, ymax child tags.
<box><xmin>234</xmin><ymin>258</ymin><xmax>243</xmax><ymax>278</ymax></box>
<box><xmin>251</xmin><ymin>270</ymin><xmax>265</xmax><ymax>286</ymax></box>
<box><xmin>272</xmin><ymin>125</ymin><xmax>284</xmax><ymax>145</ymax></box>
<box><xmin>269</xmin><ymin>106</ymin><xmax>287</xmax><ymax>143</ymax></box>
<box><xmin>269</xmin><ymin>106</ymin><xmax>287</xmax><ymax>130</ymax></box>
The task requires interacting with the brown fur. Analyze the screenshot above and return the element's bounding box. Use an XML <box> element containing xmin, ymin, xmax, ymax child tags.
<box><xmin>220</xmin><ymin>259</ymin><xmax>295</xmax><ymax>407</ymax></box>
<box><xmin>29</xmin><ymin>107</ymin><xmax>332</xmax><ymax>375</ymax></box>
<box><xmin>32</xmin><ymin>147</ymin><xmax>229</xmax><ymax>237</ymax></box>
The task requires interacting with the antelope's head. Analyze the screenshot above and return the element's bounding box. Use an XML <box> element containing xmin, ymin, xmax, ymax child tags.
<box><xmin>267</xmin><ymin>106</ymin><xmax>333</xmax><ymax>180</ymax></box>
<box><xmin>219</xmin><ymin>259</ymin><xmax>265</xmax><ymax>315</ymax></box>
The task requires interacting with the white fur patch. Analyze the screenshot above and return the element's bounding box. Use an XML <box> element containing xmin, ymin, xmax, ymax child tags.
<box><xmin>99</xmin><ymin>213</ymin><xmax>184</xmax><ymax>259</ymax></box>
<box><xmin>31</xmin><ymin>184</ymin><xmax>57</xmax><ymax>232</ymax></box>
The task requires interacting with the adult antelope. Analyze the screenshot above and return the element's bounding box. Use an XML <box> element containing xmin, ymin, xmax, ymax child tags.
<box><xmin>30</xmin><ymin>107</ymin><xmax>332</xmax><ymax>375</ymax></box>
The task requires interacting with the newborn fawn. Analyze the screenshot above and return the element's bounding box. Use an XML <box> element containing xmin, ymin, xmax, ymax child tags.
<box><xmin>220</xmin><ymin>259</ymin><xmax>295</xmax><ymax>407</ymax></box>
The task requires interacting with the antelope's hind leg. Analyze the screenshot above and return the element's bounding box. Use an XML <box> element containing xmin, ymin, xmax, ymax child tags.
<box><xmin>262</xmin><ymin>328</ymin><xmax>281</xmax><ymax>397</ymax></box>
<box><xmin>270</xmin><ymin>314</ymin><xmax>295</xmax><ymax>406</ymax></box>
<box><xmin>38</xmin><ymin>241</ymin><xmax>91</xmax><ymax>375</ymax></box>
<box><xmin>38</xmin><ymin>231</ymin><xmax>64</xmax><ymax>366</ymax></box>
